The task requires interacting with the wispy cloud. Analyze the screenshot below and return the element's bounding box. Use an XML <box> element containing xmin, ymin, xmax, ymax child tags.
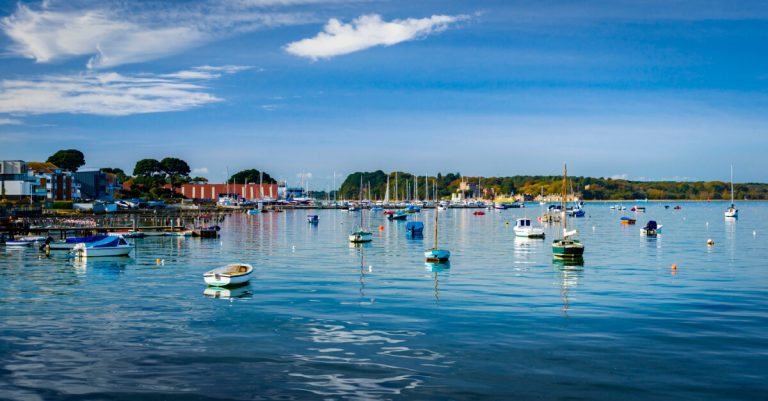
<box><xmin>0</xmin><ymin>1</ymin><xmax>315</xmax><ymax>68</ymax></box>
<box><xmin>0</xmin><ymin>66</ymin><xmax>250</xmax><ymax>116</ymax></box>
<box><xmin>0</xmin><ymin>117</ymin><xmax>22</xmax><ymax>125</ymax></box>
<box><xmin>192</xmin><ymin>167</ymin><xmax>209</xmax><ymax>175</ymax></box>
<box><xmin>285</xmin><ymin>14</ymin><xmax>467</xmax><ymax>60</ymax></box>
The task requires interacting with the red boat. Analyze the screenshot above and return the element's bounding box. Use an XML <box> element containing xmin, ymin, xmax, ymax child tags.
<box><xmin>473</xmin><ymin>211</ymin><xmax>485</xmax><ymax>216</ymax></box>
<box><xmin>383</xmin><ymin>210</ymin><xmax>395</xmax><ymax>215</ymax></box>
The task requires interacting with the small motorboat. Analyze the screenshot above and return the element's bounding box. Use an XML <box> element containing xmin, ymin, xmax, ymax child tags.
<box><xmin>246</xmin><ymin>208</ymin><xmax>260</xmax><ymax>215</ymax></box>
<box><xmin>513</xmin><ymin>218</ymin><xmax>545</xmax><ymax>238</ymax></box>
<box><xmin>620</xmin><ymin>217</ymin><xmax>636</xmax><ymax>225</ymax></box>
<box><xmin>437</xmin><ymin>204</ymin><xmax>448</xmax><ymax>211</ymax></box>
<box><xmin>631</xmin><ymin>206</ymin><xmax>646</xmax><ymax>212</ymax></box>
<box><xmin>72</xmin><ymin>236</ymin><xmax>132</xmax><ymax>258</ymax></box>
<box><xmin>387</xmin><ymin>211</ymin><xmax>408</xmax><ymax>221</ymax></box>
<box><xmin>664</xmin><ymin>205</ymin><xmax>670</xmax><ymax>209</ymax></box>
<box><xmin>641</xmin><ymin>220</ymin><xmax>663</xmax><ymax>236</ymax></box>
<box><xmin>174</xmin><ymin>230</ymin><xmax>194</xmax><ymax>237</ymax></box>
<box><xmin>383</xmin><ymin>210</ymin><xmax>395</xmax><ymax>215</ymax></box>
<box><xmin>4</xmin><ymin>239</ymin><xmax>35</xmax><ymax>247</ymax></box>
<box><xmin>473</xmin><ymin>211</ymin><xmax>485</xmax><ymax>216</ymax></box>
<box><xmin>405</xmin><ymin>221</ymin><xmax>424</xmax><ymax>237</ymax></box>
<box><xmin>673</xmin><ymin>205</ymin><xmax>682</xmax><ymax>210</ymax></box>
<box><xmin>405</xmin><ymin>205</ymin><xmax>420</xmax><ymax>213</ymax></box>
<box><xmin>371</xmin><ymin>207</ymin><xmax>383</xmax><ymax>212</ymax></box>
<box><xmin>307</xmin><ymin>215</ymin><xmax>319</xmax><ymax>224</ymax></box>
<box><xmin>203</xmin><ymin>263</ymin><xmax>253</xmax><ymax>286</ymax></box>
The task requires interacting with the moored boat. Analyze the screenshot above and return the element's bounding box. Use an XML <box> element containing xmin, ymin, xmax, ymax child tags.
<box><xmin>405</xmin><ymin>221</ymin><xmax>424</xmax><ymax>237</ymax></box>
<box><xmin>725</xmin><ymin>165</ymin><xmax>739</xmax><ymax>219</ymax></box>
<box><xmin>620</xmin><ymin>217</ymin><xmax>636</xmax><ymax>225</ymax></box>
<box><xmin>203</xmin><ymin>263</ymin><xmax>253</xmax><ymax>286</ymax></box>
<box><xmin>307</xmin><ymin>215</ymin><xmax>319</xmax><ymax>224</ymax></box>
<box><xmin>552</xmin><ymin>163</ymin><xmax>585</xmax><ymax>260</ymax></box>
<box><xmin>387</xmin><ymin>211</ymin><xmax>408</xmax><ymax>221</ymax></box>
<box><xmin>514</xmin><ymin>218</ymin><xmax>545</xmax><ymax>238</ymax></box>
<box><xmin>4</xmin><ymin>239</ymin><xmax>34</xmax><ymax>247</ymax></box>
<box><xmin>641</xmin><ymin>220</ymin><xmax>663</xmax><ymax>236</ymax></box>
<box><xmin>473</xmin><ymin>211</ymin><xmax>485</xmax><ymax>216</ymax></box>
<box><xmin>72</xmin><ymin>236</ymin><xmax>132</xmax><ymax>258</ymax></box>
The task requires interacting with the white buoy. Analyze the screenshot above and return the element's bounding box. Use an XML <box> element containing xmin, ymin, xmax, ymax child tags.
<box><xmin>368</xmin><ymin>265</ymin><xmax>373</xmax><ymax>272</ymax></box>
<box><xmin>753</xmin><ymin>230</ymin><xmax>757</xmax><ymax>237</ymax></box>
<box><xmin>592</xmin><ymin>226</ymin><xmax>596</xmax><ymax>231</ymax></box>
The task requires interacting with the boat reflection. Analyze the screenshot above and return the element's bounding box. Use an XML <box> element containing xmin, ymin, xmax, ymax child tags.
<box><xmin>513</xmin><ymin>236</ymin><xmax>545</xmax><ymax>257</ymax></box>
<box><xmin>203</xmin><ymin>283</ymin><xmax>252</xmax><ymax>299</ymax></box>
<box><xmin>425</xmin><ymin>261</ymin><xmax>450</xmax><ymax>301</ymax></box>
<box><xmin>552</xmin><ymin>259</ymin><xmax>584</xmax><ymax>317</ymax></box>
<box><xmin>71</xmin><ymin>256</ymin><xmax>131</xmax><ymax>274</ymax></box>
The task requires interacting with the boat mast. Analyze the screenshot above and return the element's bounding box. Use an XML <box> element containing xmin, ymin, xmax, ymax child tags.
<box><xmin>562</xmin><ymin>162</ymin><xmax>568</xmax><ymax>233</ymax></box>
<box><xmin>395</xmin><ymin>172</ymin><xmax>398</xmax><ymax>202</ymax></box>
<box><xmin>730</xmin><ymin>165</ymin><xmax>735</xmax><ymax>207</ymax></box>
<box><xmin>434</xmin><ymin>178</ymin><xmax>439</xmax><ymax>250</ymax></box>
<box><xmin>359</xmin><ymin>175</ymin><xmax>364</xmax><ymax>229</ymax></box>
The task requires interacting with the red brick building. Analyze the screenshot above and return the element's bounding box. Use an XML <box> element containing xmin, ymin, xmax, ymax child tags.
<box><xmin>175</xmin><ymin>183</ymin><xmax>278</xmax><ymax>201</ymax></box>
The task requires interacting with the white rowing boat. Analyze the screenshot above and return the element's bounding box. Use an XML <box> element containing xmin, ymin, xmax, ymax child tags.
<box><xmin>203</xmin><ymin>263</ymin><xmax>254</xmax><ymax>286</ymax></box>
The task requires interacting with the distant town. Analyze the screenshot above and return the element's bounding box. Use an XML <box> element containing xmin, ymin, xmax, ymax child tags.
<box><xmin>2</xmin><ymin>149</ymin><xmax>767</xmax><ymax>215</ymax></box>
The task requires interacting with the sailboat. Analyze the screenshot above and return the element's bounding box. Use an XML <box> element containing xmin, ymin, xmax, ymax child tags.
<box><xmin>425</xmin><ymin>178</ymin><xmax>450</xmax><ymax>262</ymax></box>
<box><xmin>349</xmin><ymin>176</ymin><xmax>373</xmax><ymax>243</ymax></box>
<box><xmin>552</xmin><ymin>162</ymin><xmax>585</xmax><ymax>259</ymax></box>
<box><xmin>539</xmin><ymin>186</ymin><xmax>546</xmax><ymax>205</ymax></box>
<box><xmin>725</xmin><ymin>165</ymin><xmax>738</xmax><ymax>218</ymax></box>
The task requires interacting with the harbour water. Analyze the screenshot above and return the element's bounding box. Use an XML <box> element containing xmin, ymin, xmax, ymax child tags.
<box><xmin>1</xmin><ymin>202</ymin><xmax>767</xmax><ymax>400</ymax></box>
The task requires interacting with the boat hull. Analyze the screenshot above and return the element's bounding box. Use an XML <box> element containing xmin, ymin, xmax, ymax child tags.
<box><xmin>514</xmin><ymin>227</ymin><xmax>545</xmax><ymax>238</ymax></box>
<box><xmin>552</xmin><ymin>239</ymin><xmax>585</xmax><ymax>258</ymax></box>
<box><xmin>349</xmin><ymin>232</ymin><xmax>373</xmax><ymax>243</ymax></box>
<box><xmin>75</xmin><ymin>246</ymin><xmax>132</xmax><ymax>257</ymax></box>
<box><xmin>5</xmin><ymin>240</ymin><xmax>34</xmax><ymax>247</ymax></box>
<box><xmin>425</xmin><ymin>249</ymin><xmax>450</xmax><ymax>262</ymax></box>
<box><xmin>204</xmin><ymin>264</ymin><xmax>254</xmax><ymax>286</ymax></box>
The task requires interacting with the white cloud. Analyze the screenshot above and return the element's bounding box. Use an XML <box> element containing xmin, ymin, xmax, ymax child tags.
<box><xmin>610</xmin><ymin>174</ymin><xmax>629</xmax><ymax>180</ymax></box>
<box><xmin>0</xmin><ymin>2</ymin><xmax>314</xmax><ymax>68</ymax></box>
<box><xmin>285</xmin><ymin>13</ymin><xmax>467</xmax><ymax>60</ymax></box>
<box><xmin>0</xmin><ymin>118</ymin><xmax>22</xmax><ymax>125</ymax></box>
<box><xmin>192</xmin><ymin>167</ymin><xmax>209</xmax><ymax>174</ymax></box>
<box><xmin>0</xmin><ymin>66</ymin><xmax>249</xmax><ymax>116</ymax></box>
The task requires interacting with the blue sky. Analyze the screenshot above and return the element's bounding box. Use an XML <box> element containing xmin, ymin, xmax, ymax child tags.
<box><xmin>1</xmin><ymin>0</ymin><xmax>767</xmax><ymax>189</ymax></box>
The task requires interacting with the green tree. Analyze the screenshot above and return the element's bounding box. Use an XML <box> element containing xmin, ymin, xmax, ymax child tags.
<box><xmin>160</xmin><ymin>157</ymin><xmax>191</xmax><ymax>198</ymax></box>
<box><xmin>227</xmin><ymin>169</ymin><xmax>277</xmax><ymax>184</ymax></box>
<box><xmin>47</xmin><ymin>149</ymin><xmax>85</xmax><ymax>172</ymax></box>
<box><xmin>133</xmin><ymin>159</ymin><xmax>162</xmax><ymax>177</ymax></box>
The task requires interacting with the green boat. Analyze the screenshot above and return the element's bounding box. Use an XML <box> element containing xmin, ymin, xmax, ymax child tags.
<box><xmin>552</xmin><ymin>162</ymin><xmax>585</xmax><ymax>259</ymax></box>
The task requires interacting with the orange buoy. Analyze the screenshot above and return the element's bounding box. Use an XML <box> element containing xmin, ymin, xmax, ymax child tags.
<box><xmin>379</xmin><ymin>225</ymin><xmax>384</xmax><ymax>231</ymax></box>
<box><xmin>671</xmin><ymin>264</ymin><xmax>677</xmax><ymax>270</ymax></box>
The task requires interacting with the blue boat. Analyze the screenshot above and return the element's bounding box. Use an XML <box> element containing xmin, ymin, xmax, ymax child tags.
<box><xmin>405</xmin><ymin>221</ymin><xmax>424</xmax><ymax>237</ymax></box>
<box><xmin>307</xmin><ymin>215</ymin><xmax>319</xmax><ymax>224</ymax></box>
<box><xmin>246</xmin><ymin>208</ymin><xmax>260</xmax><ymax>215</ymax></box>
<box><xmin>48</xmin><ymin>235</ymin><xmax>110</xmax><ymax>250</ymax></box>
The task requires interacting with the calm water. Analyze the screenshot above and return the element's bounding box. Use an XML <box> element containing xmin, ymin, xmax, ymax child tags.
<box><xmin>1</xmin><ymin>202</ymin><xmax>767</xmax><ymax>400</ymax></box>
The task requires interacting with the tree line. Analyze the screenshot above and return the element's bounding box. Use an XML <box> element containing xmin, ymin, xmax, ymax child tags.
<box><xmin>338</xmin><ymin>171</ymin><xmax>768</xmax><ymax>201</ymax></box>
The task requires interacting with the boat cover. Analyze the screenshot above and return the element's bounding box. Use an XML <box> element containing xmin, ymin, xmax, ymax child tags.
<box><xmin>645</xmin><ymin>220</ymin><xmax>658</xmax><ymax>230</ymax></box>
<box><xmin>621</xmin><ymin>217</ymin><xmax>635</xmax><ymax>221</ymax></box>
<box><xmin>405</xmin><ymin>222</ymin><xmax>424</xmax><ymax>232</ymax></box>
<box><xmin>65</xmin><ymin>235</ymin><xmax>108</xmax><ymax>244</ymax></box>
<box><xmin>89</xmin><ymin>236</ymin><xmax>124</xmax><ymax>248</ymax></box>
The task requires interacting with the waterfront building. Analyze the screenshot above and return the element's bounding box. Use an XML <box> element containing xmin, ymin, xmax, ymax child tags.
<box><xmin>0</xmin><ymin>160</ymin><xmax>46</xmax><ymax>201</ymax></box>
<box><xmin>27</xmin><ymin>162</ymin><xmax>77</xmax><ymax>201</ymax></box>
<box><xmin>175</xmin><ymin>183</ymin><xmax>279</xmax><ymax>202</ymax></box>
